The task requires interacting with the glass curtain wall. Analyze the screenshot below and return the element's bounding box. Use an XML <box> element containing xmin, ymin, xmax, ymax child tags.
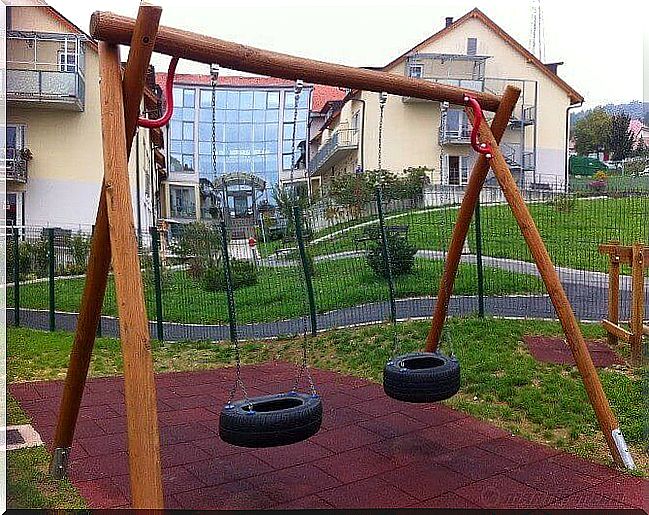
<box><xmin>169</xmin><ymin>85</ymin><xmax>310</xmax><ymax>207</ymax></box>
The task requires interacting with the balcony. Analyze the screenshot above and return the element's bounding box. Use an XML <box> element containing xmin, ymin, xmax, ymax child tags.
<box><xmin>7</xmin><ymin>31</ymin><xmax>86</xmax><ymax>111</ymax></box>
<box><xmin>439</xmin><ymin>125</ymin><xmax>471</xmax><ymax>145</ymax></box>
<box><xmin>309</xmin><ymin>128</ymin><xmax>359</xmax><ymax>175</ymax></box>
<box><xmin>0</xmin><ymin>148</ymin><xmax>29</xmax><ymax>183</ymax></box>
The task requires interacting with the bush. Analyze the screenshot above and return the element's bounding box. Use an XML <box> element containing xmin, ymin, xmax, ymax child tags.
<box><xmin>551</xmin><ymin>193</ymin><xmax>577</xmax><ymax>213</ymax></box>
<box><xmin>201</xmin><ymin>259</ymin><xmax>258</xmax><ymax>292</ymax></box>
<box><xmin>171</xmin><ymin>222</ymin><xmax>222</xmax><ymax>278</ymax></box>
<box><xmin>69</xmin><ymin>231</ymin><xmax>91</xmax><ymax>272</ymax></box>
<box><xmin>366</xmin><ymin>230</ymin><xmax>416</xmax><ymax>279</ymax></box>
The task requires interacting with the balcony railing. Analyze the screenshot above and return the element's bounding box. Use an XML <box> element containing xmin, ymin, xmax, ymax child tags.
<box><xmin>439</xmin><ymin>126</ymin><xmax>471</xmax><ymax>145</ymax></box>
<box><xmin>309</xmin><ymin>128</ymin><xmax>359</xmax><ymax>174</ymax></box>
<box><xmin>7</xmin><ymin>31</ymin><xmax>86</xmax><ymax>111</ymax></box>
<box><xmin>0</xmin><ymin>148</ymin><xmax>29</xmax><ymax>183</ymax></box>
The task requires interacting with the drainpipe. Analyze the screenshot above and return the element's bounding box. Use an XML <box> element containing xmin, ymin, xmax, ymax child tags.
<box><xmin>352</xmin><ymin>97</ymin><xmax>366</xmax><ymax>172</ymax></box>
<box><xmin>565</xmin><ymin>100</ymin><xmax>583</xmax><ymax>192</ymax></box>
<box><xmin>135</xmin><ymin>128</ymin><xmax>142</xmax><ymax>240</ymax></box>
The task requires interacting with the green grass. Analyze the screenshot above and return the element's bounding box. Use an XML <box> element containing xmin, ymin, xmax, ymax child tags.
<box><xmin>8</xmin><ymin>257</ymin><xmax>543</xmax><ymax>325</ymax></box>
<box><xmin>306</xmin><ymin>197</ymin><xmax>649</xmax><ymax>272</ymax></box>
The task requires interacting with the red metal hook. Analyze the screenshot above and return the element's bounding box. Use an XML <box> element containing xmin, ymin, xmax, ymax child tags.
<box><xmin>464</xmin><ymin>95</ymin><xmax>492</xmax><ymax>158</ymax></box>
<box><xmin>137</xmin><ymin>57</ymin><xmax>179</xmax><ymax>129</ymax></box>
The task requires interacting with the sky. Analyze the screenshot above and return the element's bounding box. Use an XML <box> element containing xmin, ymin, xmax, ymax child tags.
<box><xmin>48</xmin><ymin>0</ymin><xmax>646</xmax><ymax>111</ymax></box>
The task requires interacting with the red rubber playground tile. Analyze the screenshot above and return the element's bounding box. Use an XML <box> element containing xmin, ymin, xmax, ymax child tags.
<box><xmin>523</xmin><ymin>335</ymin><xmax>625</xmax><ymax>367</ymax></box>
<box><xmin>9</xmin><ymin>364</ymin><xmax>647</xmax><ymax>510</ymax></box>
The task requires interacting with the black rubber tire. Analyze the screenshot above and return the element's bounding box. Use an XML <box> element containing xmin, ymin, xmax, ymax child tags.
<box><xmin>383</xmin><ymin>351</ymin><xmax>460</xmax><ymax>403</ymax></box>
<box><xmin>219</xmin><ymin>392</ymin><xmax>323</xmax><ymax>448</ymax></box>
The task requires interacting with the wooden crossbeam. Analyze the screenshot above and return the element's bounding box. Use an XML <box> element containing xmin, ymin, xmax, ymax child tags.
<box><xmin>602</xmin><ymin>319</ymin><xmax>632</xmax><ymax>342</ymax></box>
<box><xmin>598</xmin><ymin>243</ymin><xmax>649</xmax><ymax>266</ymax></box>
<box><xmin>88</xmin><ymin>11</ymin><xmax>502</xmax><ymax>111</ymax></box>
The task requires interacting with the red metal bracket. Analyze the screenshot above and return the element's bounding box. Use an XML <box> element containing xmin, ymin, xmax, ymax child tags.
<box><xmin>137</xmin><ymin>57</ymin><xmax>179</xmax><ymax>129</ymax></box>
<box><xmin>464</xmin><ymin>95</ymin><xmax>493</xmax><ymax>158</ymax></box>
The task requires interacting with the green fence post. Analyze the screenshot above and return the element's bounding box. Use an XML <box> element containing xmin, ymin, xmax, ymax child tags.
<box><xmin>474</xmin><ymin>198</ymin><xmax>485</xmax><ymax>318</ymax></box>
<box><xmin>47</xmin><ymin>228</ymin><xmax>56</xmax><ymax>331</ymax></box>
<box><xmin>219</xmin><ymin>221</ymin><xmax>238</xmax><ymax>344</ymax></box>
<box><xmin>13</xmin><ymin>229</ymin><xmax>20</xmax><ymax>327</ymax></box>
<box><xmin>376</xmin><ymin>187</ymin><xmax>397</xmax><ymax>325</ymax></box>
<box><xmin>293</xmin><ymin>206</ymin><xmax>317</xmax><ymax>335</ymax></box>
<box><xmin>150</xmin><ymin>226</ymin><xmax>165</xmax><ymax>342</ymax></box>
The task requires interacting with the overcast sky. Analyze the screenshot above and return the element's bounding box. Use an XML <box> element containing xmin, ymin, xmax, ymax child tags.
<box><xmin>48</xmin><ymin>0</ymin><xmax>646</xmax><ymax>111</ymax></box>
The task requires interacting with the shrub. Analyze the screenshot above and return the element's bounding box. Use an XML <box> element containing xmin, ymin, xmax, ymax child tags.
<box><xmin>551</xmin><ymin>193</ymin><xmax>577</xmax><ymax>213</ymax></box>
<box><xmin>68</xmin><ymin>231</ymin><xmax>91</xmax><ymax>274</ymax></box>
<box><xmin>588</xmin><ymin>180</ymin><xmax>607</xmax><ymax>193</ymax></box>
<box><xmin>366</xmin><ymin>230</ymin><xmax>416</xmax><ymax>278</ymax></box>
<box><xmin>171</xmin><ymin>222</ymin><xmax>222</xmax><ymax>278</ymax></box>
<box><xmin>593</xmin><ymin>170</ymin><xmax>608</xmax><ymax>181</ymax></box>
<box><xmin>201</xmin><ymin>259</ymin><xmax>258</xmax><ymax>292</ymax></box>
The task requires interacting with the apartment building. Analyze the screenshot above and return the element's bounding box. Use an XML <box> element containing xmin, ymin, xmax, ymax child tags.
<box><xmin>4</xmin><ymin>3</ymin><xmax>165</xmax><ymax>233</ymax></box>
<box><xmin>309</xmin><ymin>8</ymin><xmax>584</xmax><ymax>192</ymax></box>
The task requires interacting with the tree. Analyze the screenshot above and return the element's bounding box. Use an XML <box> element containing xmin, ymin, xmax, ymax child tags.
<box><xmin>573</xmin><ymin>108</ymin><xmax>612</xmax><ymax>155</ymax></box>
<box><xmin>608</xmin><ymin>113</ymin><xmax>635</xmax><ymax>161</ymax></box>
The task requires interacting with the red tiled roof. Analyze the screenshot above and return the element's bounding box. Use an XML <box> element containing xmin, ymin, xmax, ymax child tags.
<box><xmin>311</xmin><ymin>85</ymin><xmax>347</xmax><ymax>113</ymax></box>
<box><xmin>156</xmin><ymin>73</ymin><xmax>297</xmax><ymax>89</ymax></box>
<box><xmin>156</xmin><ymin>73</ymin><xmax>347</xmax><ymax>112</ymax></box>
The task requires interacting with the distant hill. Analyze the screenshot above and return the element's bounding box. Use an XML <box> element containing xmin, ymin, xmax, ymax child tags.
<box><xmin>570</xmin><ymin>101</ymin><xmax>648</xmax><ymax>126</ymax></box>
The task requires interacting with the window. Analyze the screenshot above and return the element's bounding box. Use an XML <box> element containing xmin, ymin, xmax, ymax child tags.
<box><xmin>467</xmin><ymin>38</ymin><xmax>477</xmax><ymax>56</ymax></box>
<box><xmin>58</xmin><ymin>52</ymin><xmax>76</xmax><ymax>72</ymax></box>
<box><xmin>169</xmin><ymin>185</ymin><xmax>196</xmax><ymax>218</ymax></box>
<box><xmin>408</xmin><ymin>64</ymin><xmax>423</xmax><ymax>79</ymax></box>
<box><xmin>447</xmin><ymin>156</ymin><xmax>470</xmax><ymax>185</ymax></box>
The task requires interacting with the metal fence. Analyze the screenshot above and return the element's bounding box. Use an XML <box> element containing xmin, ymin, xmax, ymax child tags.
<box><xmin>5</xmin><ymin>185</ymin><xmax>649</xmax><ymax>342</ymax></box>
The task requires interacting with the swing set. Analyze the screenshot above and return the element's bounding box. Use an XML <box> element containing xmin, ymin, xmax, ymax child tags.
<box><xmin>49</xmin><ymin>4</ymin><xmax>635</xmax><ymax>509</ymax></box>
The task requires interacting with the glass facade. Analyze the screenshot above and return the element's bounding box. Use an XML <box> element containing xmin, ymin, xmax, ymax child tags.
<box><xmin>168</xmin><ymin>84</ymin><xmax>310</xmax><ymax>209</ymax></box>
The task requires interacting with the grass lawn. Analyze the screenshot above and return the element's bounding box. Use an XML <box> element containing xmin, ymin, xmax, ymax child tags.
<box><xmin>8</xmin><ymin>257</ymin><xmax>543</xmax><ymax>325</ymax></box>
<box><xmin>7</xmin><ymin>319</ymin><xmax>645</xmax><ymax>509</ymax></box>
<box><xmin>306</xmin><ymin>197</ymin><xmax>649</xmax><ymax>272</ymax></box>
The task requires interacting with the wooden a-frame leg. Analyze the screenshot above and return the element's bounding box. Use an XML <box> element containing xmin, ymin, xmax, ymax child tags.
<box><xmin>98</xmin><ymin>41</ymin><xmax>163</xmax><ymax>508</ymax></box>
<box><xmin>425</xmin><ymin>85</ymin><xmax>521</xmax><ymax>351</ymax></box>
<box><xmin>50</xmin><ymin>2</ymin><xmax>162</xmax><ymax>485</ymax></box>
<box><xmin>469</xmin><ymin>110</ymin><xmax>634</xmax><ymax>470</ymax></box>
<box><xmin>629</xmin><ymin>243</ymin><xmax>645</xmax><ymax>365</ymax></box>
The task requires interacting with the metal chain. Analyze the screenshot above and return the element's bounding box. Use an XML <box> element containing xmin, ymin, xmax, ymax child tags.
<box><xmin>377</xmin><ymin>92</ymin><xmax>387</xmax><ymax>170</ymax></box>
<box><xmin>210</xmin><ymin>64</ymin><xmax>219</xmax><ymax>183</ymax></box>
<box><xmin>289</xmin><ymin>80</ymin><xmax>317</xmax><ymax>397</ymax></box>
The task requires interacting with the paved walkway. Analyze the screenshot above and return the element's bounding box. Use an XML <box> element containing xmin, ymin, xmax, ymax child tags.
<box><xmin>8</xmin><ymin>276</ymin><xmax>642</xmax><ymax>341</ymax></box>
<box><xmin>10</xmin><ymin>365</ymin><xmax>646</xmax><ymax>510</ymax></box>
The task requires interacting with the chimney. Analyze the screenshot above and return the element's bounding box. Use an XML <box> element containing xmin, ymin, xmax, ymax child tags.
<box><xmin>445</xmin><ymin>16</ymin><xmax>454</xmax><ymax>27</ymax></box>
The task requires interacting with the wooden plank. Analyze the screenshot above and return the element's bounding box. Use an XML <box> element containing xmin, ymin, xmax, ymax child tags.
<box><xmin>602</xmin><ymin>319</ymin><xmax>631</xmax><ymax>342</ymax></box>
<box><xmin>51</xmin><ymin>3</ymin><xmax>163</xmax><ymax>479</ymax></box>
<box><xmin>607</xmin><ymin>241</ymin><xmax>620</xmax><ymax>347</ymax></box>
<box><xmin>98</xmin><ymin>41</ymin><xmax>163</xmax><ymax>508</ymax></box>
<box><xmin>629</xmin><ymin>243</ymin><xmax>645</xmax><ymax>365</ymax></box>
<box><xmin>467</xmin><ymin>109</ymin><xmax>627</xmax><ymax>468</ymax></box>
<box><xmin>88</xmin><ymin>11</ymin><xmax>502</xmax><ymax>111</ymax></box>
<box><xmin>425</xmin><ymin>85</ymin><xmax>520</xmax><ymax>351</ymax></box>
<box><xmin>598</xmin><ymin>244</ymin><xmax>649</xmax><ymax>266</ymax></box>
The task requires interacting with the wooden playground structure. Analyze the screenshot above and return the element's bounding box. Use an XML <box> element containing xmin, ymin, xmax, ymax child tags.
<box><xmin>598</xmin><ymin>241</ymin><xmax>648</xmax><ymax>365</ymax></box>
<box><xmin>49</xmin><ymin>3</ymin><xmax>636</xmax><ymax>508</ymax></box>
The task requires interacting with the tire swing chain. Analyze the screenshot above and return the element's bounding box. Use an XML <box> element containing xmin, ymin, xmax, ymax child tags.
<box><xmin>289</xmin><ymin>80</ymin><xmax>318</xmax><ymax>399</ymax></box>
<box><xmin>377</xmin><ymin>92</ymin><xmax>399</xmax><ymax>360</ymax></box>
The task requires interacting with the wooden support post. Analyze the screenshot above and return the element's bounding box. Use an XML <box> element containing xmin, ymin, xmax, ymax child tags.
<box><xmin>630</xmin><ymin>243</ymin><xmax>645</xmax><ymax>365</ymax></box>
<box><xmin>50</xmin><ymin>2</ymin><xmax>162</xmax><ymax>486</ymax></box>
<box><xmin>468</xmin><ymin>110</ymin><xmax>633</xmax><ymax>469</ymax></box>
<box><xmin>426</xmin><ymin>85</ymin><xmax>521</xmax><ymax>350</ymax></box>
<box><xmin>98</xmin><ymin>42</ymin><xmax>163</xmax><ymax>508</ymax></box>
<box><xmin>607</xmin><ymin>241</ymin><xmax>620</xmax><ymax>347</ymax></box>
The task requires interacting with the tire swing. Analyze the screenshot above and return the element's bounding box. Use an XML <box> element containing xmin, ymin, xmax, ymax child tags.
<box><xmin>373</xmin><ymin>92</ymin><xmax>460</xmax><ymax>403</ymax></box>
<box><xmin>218</xmin><ymin>77</ymin><xmax>322</xmax><ymax>448</ymax></box>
